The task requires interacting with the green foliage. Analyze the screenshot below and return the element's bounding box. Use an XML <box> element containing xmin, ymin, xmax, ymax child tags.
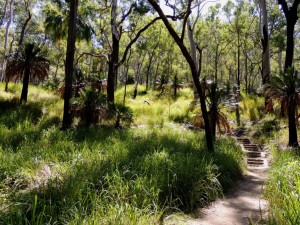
<box><xmin>240</xmin><ymin>93</ymin><xmax>264</xmax><ymax>122</ymax></box>
<box><xmin>74</xmin><ymin>87</ymin><xmax>106</xmax><ymax>127</ymax></box>
<box><xmin>251</xmin><ymin>116</ymin><xmax>280</xmax><ymax>144</ymax></box>
<box><xmin>265</xmin><ymin>149</ymin><xmax>300</xmax><ymax>225</ymax></box>
<box><xmin>115</xmin><ymin>103</ymin><xmax>134</xmax><ymax>128</ymax></box>
<box><xmin>0</xmin><ymin>83</ymin><xmax>244</xmax><ymax>224</ymax></box>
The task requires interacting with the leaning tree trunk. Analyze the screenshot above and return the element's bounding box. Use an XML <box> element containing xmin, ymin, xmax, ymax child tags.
<box><xmin>187</xmin><ymin>20</ymin><xmax>199</xmax><ymax>99</ymax></box>
<box><xmin>148</xmin><ymin>0</ymin><xmax>214</xmax><ymax>152</ymax></box>
<box><xmin>20</xmin><ymin>67</ymin><xmax>30</xmax><ymax>103</ymax></box>
<box><xmin>62</xmin><ymin>0</ymin><xmax>78</xmax><ymax>129</ymax></box>
<box><xmin>18</xmin><ymin>8</ymin><xmax>31</xmax><ymax>47</ymax></box>
<box><xmin>288</xmin><ymin>95</ymin><xmax>298</xmax><ymax>147</ymax></box>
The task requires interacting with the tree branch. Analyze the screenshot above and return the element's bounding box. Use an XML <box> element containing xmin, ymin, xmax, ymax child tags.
<box><xmin>75</xmin><ymin>52</ymin><xmax>108</xmax><ymax>65</ymax></box>
<box><xmin>180</xmin><ymin>0</ymin><xmax>192</xmax><ymax>41</ymax></box>
<box><xmin>117</xmin><ymin>5</ymin><xmax>133</xmax><ymax>27</ymax></box>
<box><xmin>278</xmin><ymin>0</ymin><xmax>289</xmax><ymax>17</ymax></box>
<box><xmin>118</xmin><ymin>17</ymin><xmax>161</xmax><ymax>67</ymax></box>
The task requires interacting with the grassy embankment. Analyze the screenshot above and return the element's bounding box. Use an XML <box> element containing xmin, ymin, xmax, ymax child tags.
<box><xmin>0</xmin><ymin>83</ymin><xmax>244</xmax><ymax>224</ymax></box>
<box><xmin>240</xmin><ymin>93</ymin><xmax>300</xmax><ymax>225</ymax></box>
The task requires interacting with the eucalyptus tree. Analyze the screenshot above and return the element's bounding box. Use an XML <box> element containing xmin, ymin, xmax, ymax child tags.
<box><xmin>62</xmin><ymin>0</ymin><xmax>78</xmax><ymax>129</ymax></box>
<box><xmin>147</xmin><ymin>0</ymin><xmax>214</xmax><ymax>152</ymax></box>
<box><xmin>269</xmin><ymin>2</ymin><xmax>285</xmax><ymax>73</ymax></box>
<box><xmin>257</xmin><ymin>0</ymin><xmax>270</xmax><ymax>84</ymax></box>
<box><xmin>43</xmin><ymin>0</ymin><xmax>94</xmax><ymax>129</ymax></box>
<box><xmin>105</xmin><ymin>0</ymin><xmax>160</xmax><ymax>106</ymax></box>
<box><xmin>0</xmin><ymin>0</ymin><xmax>14</xmax><ymax>81</ymax></box>
<box><xmin>17</xmin><ymin>0</ymin><xmax>32</xmax><ymax>47</ymax></box>
<box><xmin>278</xmin><ymin>0</ymin><xmax>300</xmax><ymax>71</ymax></box>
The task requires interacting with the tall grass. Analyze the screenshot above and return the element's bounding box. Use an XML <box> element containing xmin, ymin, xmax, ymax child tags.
<box><xmin>240</xmin><ymin>93</ymin><xmax>265</xmax><ymax>123</ymax></box>
<box><xmin>0</xmin><ymin>83</ymin><xmax>244</xmax><ymax>224</ymax></box>
<box><xmin>265</xmin><ymin>148</ymin><xmax>300</xmax><ymax>225</ymax></box>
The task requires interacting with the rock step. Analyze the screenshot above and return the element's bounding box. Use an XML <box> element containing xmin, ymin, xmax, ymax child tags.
<box><xmin>237</xmin><ymin>139</ymin><xmax>251</xmax><ymax>144</ymax></box>
<box><xmin>246</xmin><ymin>152</ymin><xmax>261</xmax><ymax>158</ymax></box>
<box><xmin>247</xmin><ymin>158</ymin><xmax>264</xmax><ymax>165</ymax></box>
<box><xmin>244</xmin><ymin>148</ymin><xmax>260</xmax><ymax>152</ymax></box>
<box><xmin>237</xmin><ymin>137</ymin><xmax>251</xmax><ymax>141</ymax></box>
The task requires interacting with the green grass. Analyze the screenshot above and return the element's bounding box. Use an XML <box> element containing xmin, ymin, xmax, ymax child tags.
<box><xmin>0</xmin><ymin>82</ymin><xmax>244</xmax><ymax>224</ymax></box>
<box><xmin>265</xmin><ymin>148</ymin><xmax>300</xmax><ymax>225</ymax></box>
<box><xmin>247</xmin><ymin>104</ymin><xmax>300</xmax><ymax>225</ymax></box>
<box><xmin>240</xmin><ymin>92</ymin><xmax>265</xmax><ymax>123</ymax></box>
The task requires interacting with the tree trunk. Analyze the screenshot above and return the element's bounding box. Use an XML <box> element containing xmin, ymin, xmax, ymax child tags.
<box><xmin>285</xmin><ymin>21</ymin><xmax>296</xmax><ymax>70</ymax></box>
<box><xmin>20</xmin><ymin>67</ymin><xmax>30</xmax><ymax>103</ymax></box>
<box><xmin>214</xmin><ymin>43</ymin><xmax>219</xmax><ymax>84</ymax></box>
<box><xmin>187</xmin><ymin>20</ymin><xmax>199</xmax><ymax>99</ymax></box>
<box><xmin>288</xmin><ymin>95</ymin><xmax>298</xmax><ymax>147</ymax></box>
<box><xmin>18</xmin><ymin>9</ymin><xmax>31</xmax><ymax>46</ymax></box>
<box><xmin>107</xmin><ymin>0</ymin><xmax>119</xmax><ymax>105</ymax></box>
<box><xmin>0</xmin><ymin>0</ymin><xmax>14</xmax><ymax>82</ymax></box>
<box><xmin>154</xmin><ymin>62</ymin><xmax>160</xmax><ymax>86</ymax></box>
<box><xmin>244</xmin><ymin>50</ymin><xmax>248</xmax><ymax>94</ymax></box>
<box><xmin>148</xmin><ymin>0</ymin><xmax>214</xmax><ymax>152</ymax></box>
<box><xmin>146</xmin><ymin>53</ymin><xmax>153</xmax><ymax>91</ymax></box>
<box><xmin>123</xmin><ymin>52</ymin><xmax>131</xmax><ymax>106</ymax></box>
<box><xmin>62</xmin><ymin>0</ymin><xmax>78</xmax><ymax>129</ymax></box>
<box><xmin>278</xmin><ymin>51</ymin><xmax>283</xmax><ymax>72</ymax></box>
<box><xmin>278</xmin><ymin>0</ymin><xmax>300</xmax><ymax>71</ymax></box>
<box><xmin>260</xmin><ymin>0</ymin><xmax>270</xmax><ymax>84</ymax></box>
<box><xmin>237</xmin><ymin>30</ymin><xmax>241</xmax><ymax>88</ymax></box>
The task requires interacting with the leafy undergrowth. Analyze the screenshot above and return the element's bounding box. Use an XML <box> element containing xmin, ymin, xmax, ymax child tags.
<box><xmin>0</xmin><ymin>83</ymin><xmax>243</xmax><ymax>224</ymax></box>
<box><xmin>249</xmin><ymin>107</ymin><xmax>300</xmax><ymax>224</ymax></box>
<box><xmin>265</xmin><ymin>149</ymin><xmax>300</xmax><ymax>225</ymax></box>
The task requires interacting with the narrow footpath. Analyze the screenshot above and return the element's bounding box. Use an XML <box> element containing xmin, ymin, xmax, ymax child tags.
<box><xmin>166</xmin><ymin>135</ymin><xmax>269</xmax><ymax>225</ymax></box>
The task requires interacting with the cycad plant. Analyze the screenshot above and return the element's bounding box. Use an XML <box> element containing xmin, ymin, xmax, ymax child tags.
<box><xmin>265</xmin><ymin>68</ymin><xmax>300</xmax><ymax>147</ymax></box>
<box><xmin>205</xmin><ymin>81</ymin><xmax>231</xmax><ymax>139</ymax></box>
<box><xmin>5</xmin><ymin>43</ymin><xmax>49</xmax><ymax>103</ymax></box>
<box><xmin>78</xmin><ymin>87</ymin><xmax>106</xmax><ymax>127</ymax></box>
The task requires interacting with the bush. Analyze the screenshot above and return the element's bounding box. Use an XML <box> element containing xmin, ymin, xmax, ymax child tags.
<box><xmin>72</xmin><ymin>87</ymin><xmax>107</xmax><ymax>127</ymax></box>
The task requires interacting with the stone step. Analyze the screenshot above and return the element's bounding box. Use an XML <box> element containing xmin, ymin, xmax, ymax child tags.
<box><xmin>246</xmin><ymin>152</ymin><xmax>261</xmax><ymax>158</ymax></box>
<box><xmin>247</xmin><ymin>158</ymin><xmax>264</xmax><ymax>165</ymax></box>
<box><xmin>243</xmin><ymin>145</ymin><xmax>261</xmax><ymax>151</ymax></box>
<box><xmin>237</xmin><ymin>138</ymin><xmax>251</xmax><ymax>144</ymax></box>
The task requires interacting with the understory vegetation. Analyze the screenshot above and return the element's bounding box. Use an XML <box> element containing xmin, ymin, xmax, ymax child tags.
<box><xmin>248</xmin><ymin>108</ymin><xmax>300</xmax><ymax>225</ymax></box>
<box><xmin>265</xmin><ymin>149</ymin><xmax>300</xmax><ymax>225</ymax></box>
<box><xmin>0</xmin><ymin>83</ymin><xmax>244</xmax><ymax>224</ymax></box>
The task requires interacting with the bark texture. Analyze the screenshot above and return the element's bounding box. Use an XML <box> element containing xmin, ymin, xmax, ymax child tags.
<box><xmin>62</xmin><ymin>0</ymin><xmax>78</xmax><ymax>129</ymax></box>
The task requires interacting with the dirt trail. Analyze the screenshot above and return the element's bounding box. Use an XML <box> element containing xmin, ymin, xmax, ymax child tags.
<box><xmin>165</xmin><ymin>137</ymin><xmax>269</xmax><ymax>225</ymax></box>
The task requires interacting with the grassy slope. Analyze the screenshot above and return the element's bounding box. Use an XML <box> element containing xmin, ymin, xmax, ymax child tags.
<box><xmin>240</xmin><ymin>94</ymin><xmax>300</xmax><ymax>225</ymax></box>
<box><xmin>0</xmin><ymin>83</ymin><xmax>243</xmax><ymax>224</ymax></box>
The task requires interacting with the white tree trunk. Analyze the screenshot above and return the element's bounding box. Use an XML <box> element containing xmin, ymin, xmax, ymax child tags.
<box><xmin>259</xmin><ymin>0</ymin><xmax>270</xmax><ymax>84</ymax></box>
<box><xmin>187</xmin><ymin>20</ymin><xmax>199</xmax><ymax>99</ymax></box>
<box><xmin>0</xmin><ymin>0</ymin><xmax>14</xmax><ymax>81</ymax></box>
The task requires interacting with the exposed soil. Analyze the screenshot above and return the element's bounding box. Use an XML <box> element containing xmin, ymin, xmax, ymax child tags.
<box><xmin>164</xmin><ymin>137</ymin><xmax>269</xmax><ymax>225</ymax></box>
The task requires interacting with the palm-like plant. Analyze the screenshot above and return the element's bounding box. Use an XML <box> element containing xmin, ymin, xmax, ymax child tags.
<box><xmin>265</xmin><ymin>68</ymin><xmax>300</xmax><ymax>147</ymax></box>
<box><xmin>5</xmin><ymin>43</ymin><xmax>49</xmax><ymax>103</ymax></box>
<box><xmin>44</xmin><ymin>0</ymin><xmax>93</xmax><ymax>44</ymax></box>
<box><xmin>205</xmin><ymin>81</ymin><xmax>231</xmax><ymax>139</ymax></box>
